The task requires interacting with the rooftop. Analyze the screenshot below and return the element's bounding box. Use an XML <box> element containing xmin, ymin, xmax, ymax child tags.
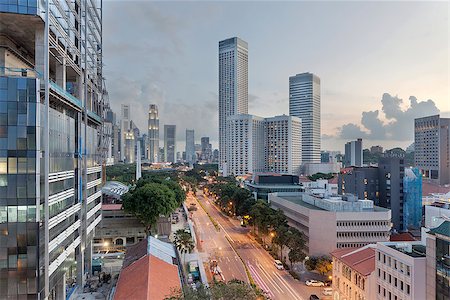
<box><xmin>429</xmin><ymin>221</ymin><xmax>450</xmax><ymax>238</ymax></box>
<box><xmin>331</xmin><ymin>246</ymin><xmax>375</xmax><ymax>276</ymax></box>
<box><xmin>102</xmin><ymin>181</ymin><xmax>129</xmax><ymax>197</ymax></box>
<box><xmin>379</xmin><ymin>242</ymin><xmax>426</xmax><ymax>258</ymax></box>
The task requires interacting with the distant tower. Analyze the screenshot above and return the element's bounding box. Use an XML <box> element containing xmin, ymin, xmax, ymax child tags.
<box><xmin>120</xmin><ymin>104</ymin><xmax>131</xmax><ymax>161</ymax></box>
<box><xmin>136</xmin><ymin>140</ymin><xmax>142</xmax><ymax>180</ymax></box>
<box><xmin>164</xmin><ymin>125</ymin><xmax>176</xmax><ymax>163</ymax></box>
<box><xmin>185</xmin><ymin>129</ymin><xmax>195</xmax><ymax>163</ymax></box>
<box><xmin>148</xmin><ymin>104</ymin><xmax>159</xmax><ymax>163</ymax></box>
<box><xmin>289</xmin><ymin>73</ymin><xmax>321</xmax><ymax>164</ymax></box>
<box><xmin>219</xmin><ymin>37</ymin><xmax>248</xmax><ymax>175</ymax></box>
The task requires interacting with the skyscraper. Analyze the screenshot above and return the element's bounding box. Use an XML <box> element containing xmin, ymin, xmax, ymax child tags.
<box><xmin>164</xmin><ymin>125</ymin><xmax>176</xmax><ymax>163</ymax></box>
<box><xmin>0</xmin><ymin>1</ymin><xmax>104</xmax><ymax>298</ymax></box>
<box><xmin>344</xmin><ymin>138</ymin><xmax>363</xmax><ymax>167</ymax></box>
<box><xmin>219</xmin><ymin>37</ymin><xmax>248</xmax><ymax>175</ymax></box>
<box><xmin>120</xmin><ymin>104</ymin><xmax>131</xmax><ymax>161</ymax></box>
<box><xmin>185</xmin><ymin>129</ymin><xmax>195</xmax><ymax>163</ymax></box>
<box><xmin>201</xmin><ymin>137</ymin><xmax>212</xmax><ymax>162</ymax></box>
<box><xmin>289</xmin><ymin>72</ymin><xmax>321</xmax><ymax>164</ymax></box>
<box><xmin>148</xmin><ymin>104</ymin><xmax>159</xmax><ymax>163</ymax></box>
<box><xmin>415</xmin><ymin>115</ymin><xmax>450</xmax><ymax>185</ymax></box>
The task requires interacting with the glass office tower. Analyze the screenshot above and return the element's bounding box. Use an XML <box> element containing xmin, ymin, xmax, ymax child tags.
<box><xmin>0</xmin><ymin>0</ymin><xmax>105</xmax><ymax>298</ymax></box>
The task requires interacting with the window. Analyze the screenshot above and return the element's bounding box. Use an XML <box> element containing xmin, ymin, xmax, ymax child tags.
<box><xmin>406</xmin><ymin>284</ymin><xmax>410</xmax><ymax>295</ymax></box>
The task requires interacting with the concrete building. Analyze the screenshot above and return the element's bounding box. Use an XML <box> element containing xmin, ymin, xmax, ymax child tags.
<box><xmin>302</xmin><ymin>179</ymin><xmax>338</xmax><ymax>196</ymax></box>
<box><xmin>227</xmin><ymin>114</ymin><xmax>265</xmax><ymax>176</ymax></box>
<box><xmin>164</xmin><ymin>125</ymin><xmax>176</xmax><ymax>163</ymax></box>
<box><xmin>148</xmin><ymin>104</ymin><xmax>159</xmax><ymax>163</ymax></box>
<box><xmin>268</xmin><ymin>193</ymin><xmax>391</xmax><ymax>256</ymax></box>
<box><xmin>344</xmin><ymin>138</ymin><xmax>363</xmax><ymax>167</ymax></box>
<box><xmin>120</xmin><ymin>104</ymin><xmax>131</xmax><ymax>161</ymax></box>
<box><xmin>185</xmin><ymin>129</ymin><xmax>195</xmax><ymax>163</ymax></box>
<box><xmin>371</xmin><ymin>145</ymin><xmax>384</xmax><ymax>154</ymax></box>
<box><xmin>425</xmin><ymin>221</ymin><xmax>450</xmax><ymax>300</ymax></box>
<box><xmin>331</xmin><ymin>245</ymin><xmax>377</xmax><ymax>300</ymax></box>
<box><xmin>0</xmin><ymin>1</ymin><xmax>105</xmax><ymax>298</ymax></box>
<box><xmin>218</xmin><ymin>37</ymin><xmax>248</xmax><ymax>175</ymax></box>
<box><xmin>338</xmin><ymin>166</ymin><xmax>380</xmax><ymax>201</ymax></box>
<box><xmin>375</xmin><ymin>242</ymin><xmax>426</xmax><ymax>300</ymax></box>
<box><xmin>402</xmin><ymin>168</ymin><xmax>422</xmax><ymax>231</ymax></box>
<box><xmin>415</xmin><ymin>115</ymin><xmax>450</xmax><ymax>185</ymax></box>
<box><xmin>378</xmin><ymin>156</ymin><xmax>405</xmax><ymax>232</ymax></box>
<box><xmin>264</xmin><ymin>115</ymin><xmax>302</xmax><ymax>175</ymax></box>
<box><xmin>289</xmin><ymin>72</ymin><xmax>321</xmax><ymax>164</ymax></box>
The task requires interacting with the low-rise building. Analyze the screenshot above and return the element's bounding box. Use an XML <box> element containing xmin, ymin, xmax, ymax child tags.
<box><xmin>302</xmin><ymin>179</ymin><xmax>338</xmax><ymax>196</ymax></box>
<box><xmin>268</xmin><ymin>192</ymin><xmax>391</xmax><ymax>256</ymax></box>
<box><xmin>331</xmin><ymin>245</ymin><xmax>377</xmax><ymax>300</ymax></box>
<box><xmin>244</xmin><ymin>174</ymin><xmax>302</xmax><ymax>200</ymax></box>
<box><xmin>303</xmin><ymin>162</ymin><xmax>342</xmax><ymax>176</ymax></box>
<box><xmin>375</xmin><ymin>242</ymin><xmax>426</xmax><ymax>300</ymax></box>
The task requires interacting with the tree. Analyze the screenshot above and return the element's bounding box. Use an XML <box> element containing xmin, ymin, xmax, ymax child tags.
<box><xmin>288</xmin><ymin>247</ymin><xmax>306</xmax><ymax>269</ymax></box>
<box><xmin>174</xmin><ymin>229</ymin><xmax>195</xmax><ymax>265</ymax></box>
<box><xmin>316</xmin><ymin>256</ymin><xmax>333</xmax><ymax>275</ymax></box>
<box><xmin>122</xmin><ymin>182</ymin><xmax>178</xmax><ymax>235</ymax></box>
<box><xmin>273</xmin><ymin>225</ymin><xmax>290</xmax><ymax>260</ymax></box>
<box><xmin>305</xmin><ymin>256</ymin><xmax>318</xmax><ymax>272</ymax></box>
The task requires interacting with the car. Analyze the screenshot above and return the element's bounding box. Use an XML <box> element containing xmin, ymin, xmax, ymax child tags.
<box><xmin>274</xmin><ymin>260</ymin><xmax>284</xmax><ymax>270</ymax></box>
<box><xmin>309</xmin><ymin>295</ymin><xmax>320</xmax><ymax>300</ymax></box>
<box><xmin>322</xmin><ymin>287</ymin><xmax>333</xmax><ymax>296</ymax></box>
<box><xmin>305</xmin><ymin>280</ymin><xmax>325</xmax><ymax>287</ymax></box>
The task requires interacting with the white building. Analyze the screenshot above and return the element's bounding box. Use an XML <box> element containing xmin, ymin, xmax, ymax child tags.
<box><xmin>332</xmin><ymin>245</ymin><xmax>377</xmax><ymax>300</ymax></box>
<box><xmin>268</xmin><ymin>192</ymin><xmax>391</xmax><ymax>256</ymax></box>
<box><xmin>219</xmin><ymin>37</ymin><xmax>248</xmax><ymax>175</ymax></box>
<box><xmin>265</xmin><ymin>115</ymin><xmax>302</xmax><ymax>175</ymax></box>
<box><xmin>302</xmin><ymin>179</ymin><xmax>338</xmax><ymax>196</ymax></box>
<box><xmin>227</xmin><ymin>114</ymin><xmax>265</xmax><ymax>176</ymax></box>
<box><xmin>424</xmin><ymin>202</ymin><xmax>450</xmax><ymax>229</ymax></box>
<box><xmin>375</xmin><ymin>242</ymin><xmax>426</xmax><ymax>300</ymax></box>
<box><xmin>345</xmin><ymin>138</ymin><xmax>363</xmax><ymax>167</ymax></box>
<box><xmin>415</xmin><ymin>115</ymin><xmax>450</xmax><ymax>185</ymax></box>
<box><xmin>289</xmin><ymin>72</ymin><xmax>321</xmax><ymax>164</ymax></box>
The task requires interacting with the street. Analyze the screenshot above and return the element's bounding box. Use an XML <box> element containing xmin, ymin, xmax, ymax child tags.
<box><xmin>190</xmin><ymin>190</ymin><xmax>331</xmax><ymax>300</ymax></box>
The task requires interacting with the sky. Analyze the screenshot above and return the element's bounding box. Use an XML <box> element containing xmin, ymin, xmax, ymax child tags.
<box><xmin>103</xmin><ymin>1</ymin><xmax>449</xmax><ymax>152</ymax></box>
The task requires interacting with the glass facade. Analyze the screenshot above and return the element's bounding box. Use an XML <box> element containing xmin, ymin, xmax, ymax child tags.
<box><xmin>436</xmin><ymin>237</ymin><xmax>450</xmax><ymax>300</ymax></box>
<box><xmin>0</xmin><ymin>0</ymin><xmax>38</xmax><ymax>15</ymax></box>
<box><xmin>0</xmin><ymin>77</ymin><xmax>40</xmax><ymax>298</ymax></box>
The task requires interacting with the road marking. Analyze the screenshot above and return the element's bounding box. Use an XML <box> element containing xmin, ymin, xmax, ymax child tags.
<box><xmin>272</xmin><ymin>271</ymin><xmax>304</xmax><ymax>300</ymax></box>
<box><xmin>247</xmin><ymin>262</ymin><xmax>274</xmax><ymax>299</ymax></box>
<box><xmin>218</xmin><ymin>223</ymin><xmax>234</xmax><ymax>242</ymax></box>
<box><xmin>256</xmin><ymin>263</ymin><xmax>284</xmax><ymax>294</ymax></box>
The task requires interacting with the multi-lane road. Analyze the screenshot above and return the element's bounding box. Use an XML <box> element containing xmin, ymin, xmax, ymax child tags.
<box><xmin>189</xmin><ymin>190</ymin><xmax>331</xmax><ymax>300</ymax></box>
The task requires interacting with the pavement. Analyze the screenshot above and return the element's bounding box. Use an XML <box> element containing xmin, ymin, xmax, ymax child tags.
<box><xmin>192</xmin><ymin>191</ymin><xmax>333</xmax><ymax>300</ymax></box>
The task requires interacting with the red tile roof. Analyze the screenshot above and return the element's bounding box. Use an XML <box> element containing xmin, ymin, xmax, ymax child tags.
<box><xmin>390</xmin><ymin>232</ymin><xmax>416</xmax><ymax>242</ymax></box>
<box><xmin>331</xmin><ymin>246</ymin><xmax>375</xmax><ymax>276</ymax></box>
<box><xmin>101</xmin><ymin>204</ymin><xmax>123</xmax><ymax>211</ymax></box>
<box><xmin>422</xmin><ymin>181</ymin><xmax>450</xmax><ymax>196</ymax></box>
<box><xmin>122</xmin><ymin>238</ymin><xmax>148</xmax><ymax>269</ymax></box>
<box><xmin>114</xmin><ymin>255</ymin><xmax>181</xmax><ymax>300</ymax></box>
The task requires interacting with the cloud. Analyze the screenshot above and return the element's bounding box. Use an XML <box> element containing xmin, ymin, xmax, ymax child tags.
<box><xmin>338</xmin><ymin>93</ymin><xmax>440</xmax><ymax>141</ymax></box>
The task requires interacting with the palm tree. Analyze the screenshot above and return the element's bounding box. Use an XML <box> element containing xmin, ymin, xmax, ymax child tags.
<box><xmin>174</xmin><ymin>229</ymin><xmax>195</xmax><ymax>266</ymax></box>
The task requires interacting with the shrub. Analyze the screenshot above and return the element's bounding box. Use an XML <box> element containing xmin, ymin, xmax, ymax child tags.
<box><xmin>289</xmin><ymin>270</ymin><xmax>300</xmax><ymax>280</ymax></box>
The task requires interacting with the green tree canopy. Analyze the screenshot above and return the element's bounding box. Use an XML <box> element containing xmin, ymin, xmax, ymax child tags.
<box><xmin>122</xmin><ymin>182</ymin><xmax>178</xmax><ymax>235</ymax></box>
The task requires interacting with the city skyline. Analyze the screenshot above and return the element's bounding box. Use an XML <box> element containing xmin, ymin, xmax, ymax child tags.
<box><xmin>103</xmin><ymin>1</ymin><xmax>449</xmax><ymax>152</ymax></box>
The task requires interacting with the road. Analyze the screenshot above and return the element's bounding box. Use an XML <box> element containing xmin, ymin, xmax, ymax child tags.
<box><xmin>186</xmin><ymin>193</ymin><xmax>248</xmax><ymax>283</ymax></box>
<box><xmin>193</xmin><ymin>191</ymin><xmax>331</xmax><ymax>300</ymax></box>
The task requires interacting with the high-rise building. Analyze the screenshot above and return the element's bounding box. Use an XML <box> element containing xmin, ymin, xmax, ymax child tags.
<box><xmin>148</xmin><ymin>104</ymin><xmax>159</xmax><ymax>163</ymax></box>
<box><xmin>124</xmin><ymin>131</ymin><xmax>135</xmax><ymax>163</ymax></box>
<box><xmin>120</xmin><ymin>104</ymin><xmax>131</xmax><ymax>161</ymax></box>
<box><xmin>185</xmin><ymin>129</ymin><xmax>195</xmax><ymax>163</ymax></box>
<box><xmin>264</xmin><ymin>115</ymin><xmax>302</xmax><ymax>175</ymax></box>
<box><xmin>0</xmin><ymin>1</ymin><xmax>105</xmax><ymax>298</ymax></box>
<box><xmin>415</xmin><ymin>115</ymin><xmax>450</xmax><ymax>185</ymax></box>
<box><xmin>344</xmin><ymin>138</ymin><xmax>363</xmax><ymax>167</ymax></box>
<box><xmin>164</xmin><ymin>125</ymin><xmax>176</xmax><ymax>163</ymax></box>
<box><xmin>289</xmin><ymin>72</ymin><xmax>321</xmax><ymax>164</ymax></box>
<box><xmin>403</xmin><ymin>168</ymin><xmax>422</xmax><ymax>230</ymax></box>
<box><xmin>219</xmin><ymin>37</ymin><xmax>248</xmax><ymax>175</ymax></box>
<box><xmin>227</xmin><ymin>114</ymin><xmax>265</xmax><ymax>176</ymax></box>
<box><xmin>227</xmin><ymin>114</ymin><xmax>302</xmax><ymax>176</ymax></box>
<box><xmin>201</xmin><ymin>137</ymin><xmax>212</xmax><ymax>162</ymax></box>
